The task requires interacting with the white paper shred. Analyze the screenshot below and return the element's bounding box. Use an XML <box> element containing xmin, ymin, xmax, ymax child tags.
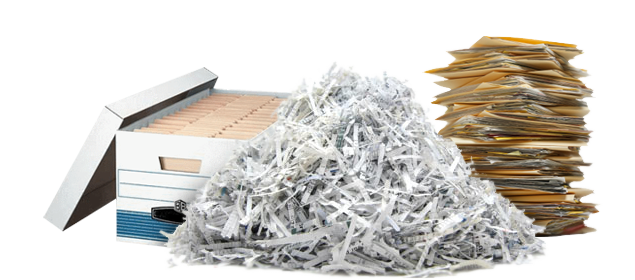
<box><xmin>166</xmin><ymin>66</ymin><xmax>544</xmax><ymax>276</ymax></box>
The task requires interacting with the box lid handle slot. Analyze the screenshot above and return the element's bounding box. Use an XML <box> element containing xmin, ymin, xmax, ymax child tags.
<box><xmin>159</xmin><ymin>156</ymin><xmax>202</xmax><ymax>174</ymax></box>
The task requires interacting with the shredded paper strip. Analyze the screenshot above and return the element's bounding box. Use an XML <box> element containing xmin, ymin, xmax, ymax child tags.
<box><xmin>166</xmin><ymin>67</ymin><xmax>543</xmax><ymax>276</ymax></box>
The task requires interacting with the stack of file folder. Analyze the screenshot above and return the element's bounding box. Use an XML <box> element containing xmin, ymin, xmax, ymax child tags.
<box><xmin>427</xmin><ymin>36</ymin><xmax>597</xmax><ymax>235</ymax></box>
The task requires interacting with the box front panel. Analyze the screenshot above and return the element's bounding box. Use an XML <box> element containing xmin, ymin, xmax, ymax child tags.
<box><xmin>115</xmin><ymin>131</ymin><xmax>246</xmax><ymax>245</ymax></box>
<box><xmin>114</xmin><ymin>91</ymin><xmax>288</xmax><ymax>245</ymax></box>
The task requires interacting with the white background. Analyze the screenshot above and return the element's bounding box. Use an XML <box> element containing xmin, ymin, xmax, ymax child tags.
<box><xmin>1</xmin><ymin>1</ymin><xmax>632</xmax><ymax>279</ymax></box>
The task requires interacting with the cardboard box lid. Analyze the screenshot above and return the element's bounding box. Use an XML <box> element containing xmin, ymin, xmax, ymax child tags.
<box><xmin>44</xmin><ymin>68</ymin><xmax>218</xmax><ymax>230</ymax></box>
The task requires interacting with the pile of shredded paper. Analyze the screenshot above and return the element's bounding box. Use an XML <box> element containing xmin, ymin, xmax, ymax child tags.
<box><xmin>166</xmin><ymin>67</ymin><xmax>544</xmax><ymax>276</ymax></box>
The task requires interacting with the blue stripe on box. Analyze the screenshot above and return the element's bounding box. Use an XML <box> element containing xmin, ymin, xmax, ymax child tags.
<box><xmin>95</xmin><ymin>209</ymin><xmax>178</xmax><ymax>242</ymax></box>
<box><xmin>116</xmin><ymin>210</ymin><xmax>179</xmax><ymax>242</ymax></box>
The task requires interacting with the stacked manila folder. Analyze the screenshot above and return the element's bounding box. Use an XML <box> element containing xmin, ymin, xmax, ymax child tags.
<box><xmin>427</xmin><ymin>36</ymin><xmax>597</xmax><ymax>235</ymax></box>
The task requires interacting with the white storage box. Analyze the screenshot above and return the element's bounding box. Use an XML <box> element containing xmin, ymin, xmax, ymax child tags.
<box><xmin>116</xmin><ymin>89</ymin><xmax>288</xmax><ymax>246</ymax></box>
<box><xmin>45</xmin><ymin>68</ymin><xmax>289</xmax><ymax>246</ymax></box>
